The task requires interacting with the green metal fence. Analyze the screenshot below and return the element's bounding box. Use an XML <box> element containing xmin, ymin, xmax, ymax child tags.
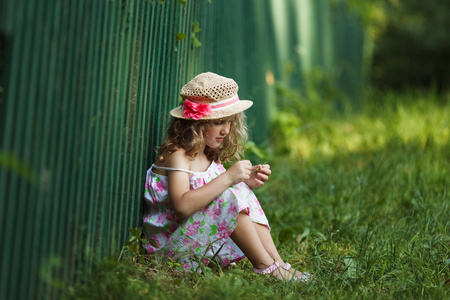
<box><xmin>0</xmin><ymin>0</ymin><xmax>365</xmax><ymax>299</ymax></box>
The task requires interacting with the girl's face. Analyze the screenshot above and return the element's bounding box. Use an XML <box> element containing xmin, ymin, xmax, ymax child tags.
<box><xmin>203</xmin><ymin>118</ymin><xmax>232</xmax><ymax>148</ymax></box>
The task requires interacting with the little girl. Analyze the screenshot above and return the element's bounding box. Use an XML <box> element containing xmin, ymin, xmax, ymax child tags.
<box><xmin>143</xmin><ymin>72</ymin><xmax>311</xmax><ymax>282</ymax></box>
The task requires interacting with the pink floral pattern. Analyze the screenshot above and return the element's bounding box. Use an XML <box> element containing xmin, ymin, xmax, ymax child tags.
<box><xmin>142</xmin><ymin>162</ymin><xmax>270</xmax><ymax>271</ymax></box>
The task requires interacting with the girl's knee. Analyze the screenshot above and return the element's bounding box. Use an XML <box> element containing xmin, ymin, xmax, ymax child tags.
<box><xmin>238</xmin><ymin>208</ymin><xmax>249</xmax><ymax>215</ymax></box>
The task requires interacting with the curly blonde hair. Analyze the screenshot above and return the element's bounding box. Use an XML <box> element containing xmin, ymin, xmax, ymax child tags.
<box><xmin>157</xmin><ymin>113</ymin><xmax>248</xmax><ymax>163</ymax></box>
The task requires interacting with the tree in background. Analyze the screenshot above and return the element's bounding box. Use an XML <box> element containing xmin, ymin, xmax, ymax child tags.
<box><xmin>350</xmin><ymin>0</ymin><xmax>450</xmax><ymax>92</ymax></box>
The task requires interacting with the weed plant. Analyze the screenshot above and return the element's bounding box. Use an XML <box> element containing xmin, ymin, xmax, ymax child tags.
<box><xmin>66</xmin><ymin>89</ymin><xmax>449</xmax><ymax>299</ymax></box>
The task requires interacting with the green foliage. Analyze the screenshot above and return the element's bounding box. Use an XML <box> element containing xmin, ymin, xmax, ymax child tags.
<box><xmin>347</xmin><ymin>0</ymin><xmax>450</xmax><ymax>91</ymax></box>
<box><xmin>271</xmin><ymin>87</ymin><xmax>449</xmax><ymax>158</ymax></box>
<box><xmin>373</xmin><ymin>1</ymin><xmax>450</xmax><ymax>90</ymax></box>
<box><xmin>147</xmin><ymin>1</ymin><xmax>205</xmax><ymax>47</ymax></box>
<box><xmin>118</xmin><ymin>227</ymin><xmax>152</xmax><ymax>264</ymax></box>
<box><xmin>244</xmin><ymin>140</ymin><xmax>270</xmax><ymax>164</ymax></box>
<box><xmin>176</xmin><ymin>32</ymin><xmax>188</xmax><ymax>41</ymax></box>
<box><xmin>0</xmin><ymin>150</ymin><xmax>37</xmax><ymax>185</ymax></box>
<box><xmin>64</xmin><ymin>257</ymin><xmax>159</xmax><ymax>300</ymax></box>
<box><xmin>191</xmin><ymin>21</ymin><xmax>202</xmax><ymax>48</ymax></box>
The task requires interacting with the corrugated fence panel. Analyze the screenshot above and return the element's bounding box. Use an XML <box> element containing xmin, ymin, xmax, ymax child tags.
<box><xmin>0</xmin><ymin>0</ymin><xmax>365</xmax><ymax>299</ymax></box>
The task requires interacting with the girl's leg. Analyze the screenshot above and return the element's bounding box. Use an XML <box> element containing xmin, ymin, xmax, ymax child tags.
<box><xmin>230</xmin><ymin>212</ymin><xmax>301</xmax><ymax>279</ymax></box>
<box><xmin>253</xmin><ymin>222</ymin><xmax>284</xmax><ymax>264</ymax></box>
<box><xmin>230</xmin><ymin>212</ymin><xmax>296</xmax><ymax>280</ymax></box>
<box><xmin>253</xmin><ymin>222</ymin><xmax>303</xmax><ymax>277</ymax></box>
<box><xmin>229</xmin><ymin>211</ymin><xmax>275</xmax><ymax>269</ymax></box>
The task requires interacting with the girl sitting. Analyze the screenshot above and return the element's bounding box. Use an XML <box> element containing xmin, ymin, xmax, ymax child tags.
<box><xmin>143</xmin><ymin>72</ymin><xmax>311</xmax><ymax>282</ymax></box>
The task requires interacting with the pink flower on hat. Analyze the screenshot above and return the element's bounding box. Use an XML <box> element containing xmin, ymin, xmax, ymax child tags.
<box><xmin>182</xmin><ymin>99</ymin><xmax>212</xmax><ymax>120</ymax></box>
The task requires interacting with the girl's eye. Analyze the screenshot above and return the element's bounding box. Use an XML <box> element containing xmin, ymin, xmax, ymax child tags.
<box><xmin>214</xmin><ymin>120</ymin><xmax>225</xmax><ymax>125</ymax></box>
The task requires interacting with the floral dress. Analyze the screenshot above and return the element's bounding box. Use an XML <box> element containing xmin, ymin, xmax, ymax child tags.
<box><xmin>142</xmin><ymin>161</ymin><xmax>270</xmax><ymax>271</ymax></box>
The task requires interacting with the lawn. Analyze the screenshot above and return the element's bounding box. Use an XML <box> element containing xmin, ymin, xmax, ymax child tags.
<box><xmin>67</xmin><ymin>89</ymin><xmax>449</xmax><ymax>299</ymax></box>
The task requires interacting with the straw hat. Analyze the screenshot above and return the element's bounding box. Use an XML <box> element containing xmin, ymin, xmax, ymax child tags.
<box><xmin>170</xmin><ymin>72</ymin><xmax>253</xmax><ymax>120</ymax></box>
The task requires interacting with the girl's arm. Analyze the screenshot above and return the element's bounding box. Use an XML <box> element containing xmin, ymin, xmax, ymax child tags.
<box><xmin>166</xmin><ymin>150</ymin><xmax>252</xmax><ymax>218</ymax></box>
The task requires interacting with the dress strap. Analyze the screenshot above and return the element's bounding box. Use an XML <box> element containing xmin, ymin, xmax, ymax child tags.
<box><xmin>151</xmin><ymin>164</ymin><xmax>194</xmax><ymax>174</ymax></box>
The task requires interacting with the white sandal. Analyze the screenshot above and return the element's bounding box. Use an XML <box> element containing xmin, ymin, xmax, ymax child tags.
<box><xmin>252</xmin><ymin>261</ymin><xmax>281</xmax><ymax>275</ymax></box>
<box><xmin>282</xmin><ymin>262</ymin><xmax>314</xmax><ymax>283</ymax></box>
<box><xmin>252</xmin><ymin>261</ymin><xmax>313</xmax><ymax>282</ymax></box>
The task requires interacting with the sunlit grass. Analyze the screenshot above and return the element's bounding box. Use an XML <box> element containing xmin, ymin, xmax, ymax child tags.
<box><xmin>272</xmin><ymin>89</ymin><xmax>450</xmax><ymax>158</ymax></box>
<box><xmin>65</xmin><ymin>89</ymin><xmax>449</xmax><ymax>299</ymax></box>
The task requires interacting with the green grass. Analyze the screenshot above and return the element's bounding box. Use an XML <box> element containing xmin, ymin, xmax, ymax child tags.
<box><xmin>65</xmin><ymin>89</ymin><xmax>449</xmax><ymax>299</ymax></box>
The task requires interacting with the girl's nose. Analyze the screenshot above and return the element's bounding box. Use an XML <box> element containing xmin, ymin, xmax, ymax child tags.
<box><xmin>222</xmin><ymin>123</ymin><xmax>230</xmax><ymax>135</ymax></box>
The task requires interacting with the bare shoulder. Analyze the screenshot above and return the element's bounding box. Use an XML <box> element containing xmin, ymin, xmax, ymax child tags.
<box><xmin>164</xmin><ymin>148</ymin><xmax>191</xmax><ymax>170</ymax></box>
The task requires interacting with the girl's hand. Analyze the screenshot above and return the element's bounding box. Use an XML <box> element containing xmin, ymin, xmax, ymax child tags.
<box><xmin>244</xmin><ymin>164</ymin><xmax>271</xmax><ymax>189</ymax></box>
<box><xmin>225</xmin><ymin>160</ymin><xmax>253</xmax><ymax>186</ymax></box>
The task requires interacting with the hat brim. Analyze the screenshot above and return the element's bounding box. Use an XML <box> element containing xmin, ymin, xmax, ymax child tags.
<box><xmin>170</xmin><ymin>100</ymin><xmax>253</xmax><ymax>120</ymax></box>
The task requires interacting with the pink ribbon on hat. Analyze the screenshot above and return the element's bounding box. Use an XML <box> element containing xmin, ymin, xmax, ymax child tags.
<box><xmin>182</xmin><ymin>100</ymin><xmax>213</xmax><ymax>120</ymax></box>
<box><xmin>209</xmin><ymin>96</ymin><xmax>239</xmax><ymax>109</ymax></box>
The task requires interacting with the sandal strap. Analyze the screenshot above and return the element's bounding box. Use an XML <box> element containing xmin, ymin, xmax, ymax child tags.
<box><xmin>252</xmin><ymin>261</ymin><xmax>280</xmax><ymax>275</ymax></box>
<box><xmin>294</xmin><ymin>272</ymin><xmax>313</xmax><ymax>283</ymax></box>
<box><xmin>283</xmin><ymin>262</ymin><xmax>314</xmax><ymax>282</ymax></box>
<box><xmin>282</xmin><ymin>263</ymin><xmax>291</xmax><ymax>271</ymax></box>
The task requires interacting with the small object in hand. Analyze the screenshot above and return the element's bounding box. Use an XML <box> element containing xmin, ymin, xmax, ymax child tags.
<box><xmin>251</xmin><ymin>162</ymin><xmax>268</xmax><ymax>174</ymax></box>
